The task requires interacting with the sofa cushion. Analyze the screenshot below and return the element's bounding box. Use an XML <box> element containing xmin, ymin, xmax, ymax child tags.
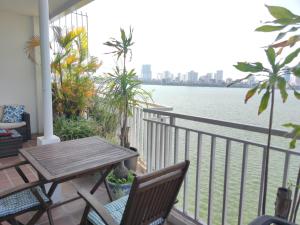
<box><xmin>0</xmin><ymin>122</ymin><xmax>26</xmax><ymax>129</ymax></box>
<box><xmin>2</xmin><ymin>105</ymin><xmax>24</xmax><ymax>123</ymax></box>
<box><xmin>0</xmin><ymin>106</ymin><xmax>3</xmax><ymax>121</ymax></box>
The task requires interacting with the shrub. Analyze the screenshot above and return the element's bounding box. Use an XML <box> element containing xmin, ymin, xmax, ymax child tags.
<box><xmin>54</xmin><ymin>117</ymin><xmax>100</xmax><ymax>141</ymax></box>
<box><xmin>89</xmin><ymin>96</ymin><xmax>119</xmax><ymax>137</ymax></box>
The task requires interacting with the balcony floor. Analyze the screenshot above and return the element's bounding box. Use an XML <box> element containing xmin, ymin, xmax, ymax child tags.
<box><xmin>0</xmin><ymin>137</ymin><xmax>173</xmax><ymax>225</ymax></box>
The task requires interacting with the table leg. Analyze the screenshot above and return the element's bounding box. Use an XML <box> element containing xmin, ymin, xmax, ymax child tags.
<box><xmin>80</xmin><ymin>205</ymin><xmax>90</xmax><ymax>225</ymax></box>
<box><xmin>47</xmin><ymin>209</ymin><xmax>55</xmax><ymax>225</ymax></box>
<box><xmin>48</xmin><ymin>182</ymin><xmax>58</xmax><ymax>197</ymax></box>
<box><xmin>38</xmin><ymin>173</ymin><xmax>46</xmax><ymax>193</ymax></box>
<box><xmin>89</xmin><ymin>165</ymin><xmax>116</xmax><ymax>202</ymax></box>
<box><xmin>27</xmin><ymin>209</ymin><xmax>46</xmax><ymax>225</ymax></box>
<box><xmin>103</xmin><ymin>177</ymin><xmax>113</xmax><ymax>202</ymax></box>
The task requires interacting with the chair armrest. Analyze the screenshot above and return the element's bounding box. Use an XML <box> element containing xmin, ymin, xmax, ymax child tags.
<box><xmin>249</xmin><ymin>215</ymin><xmax>296</xmax><ymax>225</ymax></box>
<box><xmin>0</xmin><ymin>180</ymin><xmax>44</xmax><ymax>199</ymax></box>
<box><xmin>0</xmin><ymin>160</ymin><xmax>28</xmax><ymax>171</ymax></box>
<box><xmin>78</xmin><ymin>189</ymin><xmax>118</xmax><ymax>225</ymax></box>
<box><xmin>22</xmin><ymin>112</ymin><xmax>31</xmax><ymax>140</ymax></box>
<box><xmin>22</xmin><ymin>112</ymin><xmax>30</xmax><ymax>124</ymax></box>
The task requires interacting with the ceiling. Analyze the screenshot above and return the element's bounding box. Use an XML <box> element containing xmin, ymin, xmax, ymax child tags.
<box><xmin>0</xmin><ymin>0</ymin><xmax>93</xmax><ymax>20</ymax></box>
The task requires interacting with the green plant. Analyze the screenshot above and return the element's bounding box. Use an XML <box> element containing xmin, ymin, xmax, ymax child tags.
<box><xmin>107</xmin><ymin>170</ymin><xmax>135</xmax><ymax>185</ymax></box>
<box><xmin>256</xmin><ymin>5</ymin><xmax>300</xmax><ymax>149</ymax></box>
<box><xmin>53</xmin><ymin>117</ymin><xmax>100</xmax><ymax>141</ymax></box>
<box><xmin>231</xmin><ymin>5</ymin><xmax>300</xmax><ymax>215</ymax></box>
<box><xmin>89</xmin><ymin>96</ymin><xmax>119</xmax><ymax>139</ymax></box>
<box><xmin>26</xmin><ymin>27</ymin><xmax>101</xmax><ymax>118</ymax></box>
<box><xmin>101</xmin><ymin>27</ymin><xmax>152</xmax><ymax>180</ymax></box>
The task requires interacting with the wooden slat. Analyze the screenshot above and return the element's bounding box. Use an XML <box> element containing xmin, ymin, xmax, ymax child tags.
<box><xmin>20</xmin><ymin>136</ymin><xmax>138</xmax><ymax>181</ymax></box>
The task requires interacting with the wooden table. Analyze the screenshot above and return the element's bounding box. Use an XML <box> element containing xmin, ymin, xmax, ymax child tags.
<box><xmin>20</xmin><ymin>136</ymin><xmax>138</xmax><ymax>224</ymax></box>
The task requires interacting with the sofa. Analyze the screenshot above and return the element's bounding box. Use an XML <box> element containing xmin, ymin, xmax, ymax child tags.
<box><xmin>0</xmin><ymin>105</ymin><xmax>31</xmax><ymax>141</ymax></box>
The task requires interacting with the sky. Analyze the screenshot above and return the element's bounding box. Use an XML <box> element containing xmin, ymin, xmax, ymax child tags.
<box><xmin>80</xmin><ymin>0</ymin><xmax>300</xmax><ymax>79</ymax></box>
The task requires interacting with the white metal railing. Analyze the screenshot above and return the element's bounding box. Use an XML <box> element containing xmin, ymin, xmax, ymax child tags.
<box><xmin>129</xmin><ymin>107</ymin><xmax>300</xmax><ymax>225</ymax></box>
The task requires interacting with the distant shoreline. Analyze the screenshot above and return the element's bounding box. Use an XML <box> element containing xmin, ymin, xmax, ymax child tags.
<box><xmin>141</xmin><ymin>81</ymin><xmax>300</xmax><ymax>90</ymax></box>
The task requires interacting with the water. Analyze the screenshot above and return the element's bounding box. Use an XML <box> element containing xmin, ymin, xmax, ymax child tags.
<box><xmin>142</xmin><ymin>85</ymin><xmax>300</xmax><ymax>225</ymax></box>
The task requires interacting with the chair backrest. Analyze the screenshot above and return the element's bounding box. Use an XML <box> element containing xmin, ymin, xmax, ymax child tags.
<box><xmin>121</xmin><ymin>160</ymin><xmax>190</xmax><ymax>225</ymax></box>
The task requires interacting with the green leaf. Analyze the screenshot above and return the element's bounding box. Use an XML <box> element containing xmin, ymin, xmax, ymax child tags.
<box><xmin>258</xmin><ymin>90</ymin><xmax>270</xmax><ymax>115</ymax></box>
<box><xmin>255</xmin><ymin>25</ymin><xmax>285</xmax><ymax>32</ymax></box>
<box><xmin>283</xmin><ymin>123</ymin><xmax>300</xmax><ymax>149</ymax></box>
<box><xmin>273</xmin><ymin>18</ymin><xmax>295</xmax><ymax>25</ymax></box>
<box><xmin>277</xmin><ymin>77</ymin><xmax>288</xmax><ymax>102</ymax></box>
<box><xmin>234</xmin><ymin>62</ymin><xmax>264</xmax><ymax>73</ymax></box>
<box><xmin>227</xmin><ymin>74</ymin><xmax>253</xmax><ymax>87</ymax></box>
<box><xmin>245</xmin><ymin>85</ymin><xmax>259</xmax><ymax>103</ymax></box>
<box><xmin>265</xmin><ymin>47</ymin><xmax>276</xmax><ymax>67</ymax></box>
<box><xmin>266</xmin><ymin>5</ymin><xmax>296</xmax><ymax>20</ymax></box>
<box><xmin>289</xmin><ymin>139</ymin><xmax>296</xmax><ymax>149</ymax></box>
<box><xmin>293</xmin><ymin>66</ymin><xmax>300</xmax><ymax>77</ymax></box>
<box><xmin>294</xmin><ymin>90</ymin><xmax>300</xmax><ymax>100</ymax></box>
<box><xmin>281</xmin><ymin>48</ymin><xmax>300</xmax><ymax>67</ymax></box>
<box><xmin>274</xmin><ymin>27</ymin><xmax>298</xmax><ymax>42</ymax></box>
<box><xmin>258</xmin><ymin>81</ymin><xmax>268</xmax><ymax>94</ymax></box>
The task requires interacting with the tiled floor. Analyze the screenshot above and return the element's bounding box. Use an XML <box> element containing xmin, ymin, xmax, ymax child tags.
<box><xmin>0</xmin><ymin>137</ymin><xmax>172</xmax><ymax>225</ymax></box>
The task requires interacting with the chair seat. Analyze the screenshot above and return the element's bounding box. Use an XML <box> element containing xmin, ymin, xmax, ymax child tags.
<box><xmin>88</xmin><ymin>195</ymin><xmax>164</xmax><ymax>225</ymax></box>
<box><xmin>0</xmin><ymin>187</ymin><xmax>49</xmax><ymax>218</ymax></box>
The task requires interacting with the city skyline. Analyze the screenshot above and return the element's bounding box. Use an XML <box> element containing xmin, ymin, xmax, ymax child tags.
<box><xmin>139</xmin><ymin>64</ymin><xmax>300</xmax><ymax>87</ymax></box>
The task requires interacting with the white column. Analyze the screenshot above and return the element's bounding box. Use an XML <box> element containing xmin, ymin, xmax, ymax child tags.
<box><xmin>37</xmin><ymin>0</ymin><xmax>60</xmax><ymax>146</ymax></box>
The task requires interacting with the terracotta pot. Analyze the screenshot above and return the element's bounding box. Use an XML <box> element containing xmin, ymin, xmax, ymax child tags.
<box><xmin>275</xmin><ymin>187</ymin><xmax>292</xmax><ymax>219</ymax></box>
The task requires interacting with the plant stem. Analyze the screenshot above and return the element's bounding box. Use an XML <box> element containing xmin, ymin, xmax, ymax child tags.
<box><xmin>262</xmin><ymin>86</ymin><xmax>275</xmax><ymax>215</ymax></box>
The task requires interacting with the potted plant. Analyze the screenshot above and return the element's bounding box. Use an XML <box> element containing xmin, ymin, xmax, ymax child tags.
<box><xmin>230</xmin><ymin>5</ymin><xmax>300</xmax><ymax>217</ymax></box>
<box><xmin>101</xmin><ymin>27</ymin><xmax>152</xmax><ymax>200</ymax></box>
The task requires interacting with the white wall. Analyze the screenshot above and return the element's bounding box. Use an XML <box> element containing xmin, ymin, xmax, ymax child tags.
<box><xmin>0</xmin><ymin>11</ymin><xmax>38</xmax><ymax>133</ymax></box>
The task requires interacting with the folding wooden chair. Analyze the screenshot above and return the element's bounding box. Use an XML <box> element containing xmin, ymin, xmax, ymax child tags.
<box><xmin>78</xmin><ymin>160</ymin><xmax>190</xmax><ymax>225</ymax></box>
<box><xmin>0</xmin><ymin>160</ymin><xmax>51</xmax><ymax>225</ymax></box>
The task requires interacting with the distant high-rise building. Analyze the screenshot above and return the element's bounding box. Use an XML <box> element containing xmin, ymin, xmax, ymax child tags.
<box><xmin>141</xmin><ymin>64</ymin><xmax>152</xmax><ymax>81</ymax></box>
<box><xmin>163</xmin><ymin>71</ymin><xmax>173</xmax><ymax>81</ymax></box>
<box><xmin>214</xmin><ymin>70</ymin><xmax>223</xmax><ymax>83</ymax></box>
<box><xmin>247</xmin><ymin>76</ymin><xmax>256</xmax><ymax>86</ymax></box>
<box><xmin>282</xmin><ymin>67</ymin><xmax>291</xmax><ymax>83</ymax></box>
<box><xmin>200</xmin><ymin>73</ymin><xmax>212</xmax><ymax>83</ymax></box>
<box><xmin>187</xmin><ymin>70</ymin><xmax>198</xmax><ymax>82</ymax></box>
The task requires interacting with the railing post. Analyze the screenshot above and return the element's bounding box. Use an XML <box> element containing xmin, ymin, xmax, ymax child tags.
<box><xmin>195</xmin><ymin>133</ymin><xmax>203</xmax><ymax>221</ymax></box>
<box><xmin>183</xmin><ymin>130</ymin><xmax>190</xmax><ymax>214</ymax></box>
<box><xmin>282</xmin><ymin>152</ymin><xmax>290</xmax><ymax>188</ymax></box>
<box><xmin>238</xmin><ymin>144</ymin><xmax>248</xmax><ymax>225</ymax></box>
<box><xmin>222</xmin><ymin>140</ymin><xmax>231</xmax><ymax>225</ymax></box>
<box><xmin>208</xmin><ymin>136</ymin><xmax>216</xmax><ymax>225</ymax></box>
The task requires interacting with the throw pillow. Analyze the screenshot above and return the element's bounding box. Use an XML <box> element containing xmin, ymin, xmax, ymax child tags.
<box><xmin>0</xmin><ymin>105</ymin><xmax>3</xmax><ymax>121</ymax></box>
<box><xmin>2</xmin><ymin>105</ymin><xmax>25</xmax><ymax>123</ymax></box>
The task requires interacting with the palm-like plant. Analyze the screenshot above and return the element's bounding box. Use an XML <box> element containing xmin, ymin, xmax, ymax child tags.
<box><xmin>26</xmin><ymin>27</ymin><xmax>102</xmax><ymax>117</ymax></box>
<box><xmin>232</xmin><ymin>5</ymin><xmax>300</xmax><ymax>216</ymax></box>
<box><xmin>101</xmin><ymin>28</ymin><xmax>152</xmax><ymax>179</ymax></box>
<box><xmin>51</xmin><ymin>27</ymin><xmax>101</xmax><ymax>117</ymax></box>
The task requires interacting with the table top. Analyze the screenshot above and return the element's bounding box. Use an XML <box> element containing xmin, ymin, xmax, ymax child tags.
<box><xmin>20</xmin><ymin>136</ymin><xmax>138</xmax><ymax>182</ymax></box>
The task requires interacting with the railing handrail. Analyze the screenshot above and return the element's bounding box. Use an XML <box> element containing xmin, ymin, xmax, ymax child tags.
<box><xmin>143</xmin><ymin>108</ymin><xmax>297</xmax><ymax>139</ymax></box>
<box><xmin>144</xmin><ymin>118</ymin><xmax>300</xmax><ymax>156</ymax></box>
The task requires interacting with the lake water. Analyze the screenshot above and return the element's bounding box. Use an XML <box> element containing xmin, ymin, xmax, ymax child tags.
<box><xmin>142</xmin><ymin>85</ymin><xmax>300</xmax><ymax>225</ymax></box>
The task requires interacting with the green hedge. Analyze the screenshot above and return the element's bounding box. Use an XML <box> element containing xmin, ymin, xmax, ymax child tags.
<box><xmin>54</xmin><ymin>117</ymin><xmax>101</xmax><ymax>141</ymax></box>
